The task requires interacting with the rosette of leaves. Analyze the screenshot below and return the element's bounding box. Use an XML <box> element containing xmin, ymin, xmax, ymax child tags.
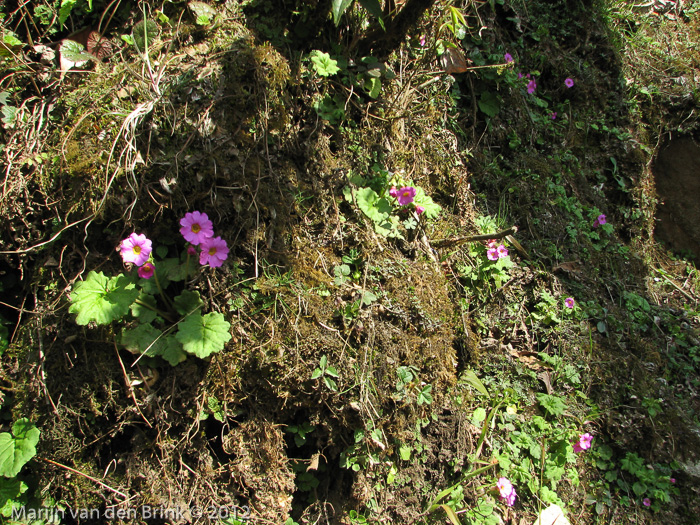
<box><xmin>69</xmin><ymin>262</ymin><xmax>232</xmax><ymax>365</ymax></box>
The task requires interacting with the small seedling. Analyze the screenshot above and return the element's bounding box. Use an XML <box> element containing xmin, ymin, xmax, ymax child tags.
<box><xmin>311</xmin><ymin>355</ymin><xmax>339</xmax><ymax>392</ymax></box>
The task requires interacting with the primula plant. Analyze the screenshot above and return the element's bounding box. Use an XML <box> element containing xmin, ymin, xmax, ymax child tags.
<box><xmin>343</xmin><ymin>164</ymin><xmax>440</xmax><ymax>238</ymax></box>
<box><xmin>68</xmin><ymin>211</ymin><xmax>232</xmax><ymax>365</ymax></box>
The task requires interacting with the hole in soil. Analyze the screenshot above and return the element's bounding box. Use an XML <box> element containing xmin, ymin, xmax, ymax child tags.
<box><xmin>653</xmin><ymin>137</ymin><xmax>700</xmax><ymax>263</ymax></box>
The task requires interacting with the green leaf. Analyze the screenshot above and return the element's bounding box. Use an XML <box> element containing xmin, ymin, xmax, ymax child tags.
<box><xmin>311</xmin><ymin>368</ymin><xmax>323</xmax><ymax>380</ymax></box>
<box><xmin>175</xmin><ymin>311</ymin><xmax>231</xmax><ymax>358</ymax></box>
<box><xmin>69</xmin><ymin>271</ymin><xmax>138</xmax><ymax>325</ymax></box>
<box><xmin>130</xmin><ymin>293</ymin><xmax>158</xmax><ymax>323</ymax></box>
<box><xmin>0</xmin><ymin>476</ymin><xmax>28</xmax><ymax>518</ymax></box>
<box><xmin>310</xmin><ymin>50</ymin><xmax>340</xmax><ymax>77</ymax></box>
<box><xmin>121</xmin><ymin>323</ymin><xmax>187</xmax><ymax>366</ymax></box>
<box><xmin>189</xmin><ymin>1</ymin><xmax>217</xmax><ymax>25</ymax></box>
<box><xmin>59</xmin><ymin>0</ymin><xmax>79</xmax><ymax>29</ymax></box>
<box><xmin>60</xmin><ymin>39</ymin><xmax>93</xmax><ymax>64</ymax></box>
<box><xmin>331</xmin><ymin>0</ymin><xmax>354</xmax><ymax>26</ymax></box>
<box><xmin>417</xmin><ymin>384</ymin><xmax>433</xmax><ymax>405</ymax></box>
<box><xmin>364</xmin><ymin>76</ymin><xmax>381</xmax><ymax>99</ymax></box>
<box><xmin>536</xmin><ymin>393</ymin><xmax>567</xmax><ymax>417</ymax></box>
<box><xmin>471</xmin><ymin>407</ymin><xmax>487</xmax><ymax>426</ymax></box>
<box><xmin>413</xmin><ymin>187</ymin><xmax>441</xmax><ymax>219</ymax></box>
<box><xmin>173</xmin><ymin>290</ymin><xmax>204</xmax><ymax>316</ymax></box>
<box><xmin>132</xmin><ymin>19</ymin><xmax>158</xmax><ymax>53</ymax></box>
<box><xmin>358</xmin><ymin>0</ymin><xmax>384</xmax><ymax>27</ymax></box>
<box><xmin>0</xmin><ymin>419</ymin><xmax>40</xmax><ymax>478</ymax></box>
<box><xmin>478</xmin><ymin>90</ymin><xmax>501</xmax><ymax>117</ymax></box>
<box><xmin>462</xmin><ymin>369</ymin><xmax>490</xmax><ymax>397</ymax></box>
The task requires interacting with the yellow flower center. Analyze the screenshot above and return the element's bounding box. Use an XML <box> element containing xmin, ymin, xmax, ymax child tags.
<box><xmin>191</xmin><ymin>223</ymin><xmax>201</xmax><ymax>233</ymax></box>
<box><xmin>403</xmin><ymin>191</ymin><xmax>410</xmax><ymax>197</ymax></box>
<box><xmin>133</xmin><ymin>245</ymin><xmax>141</xmax><ymax>254</ymax></box>
<box><xmin>208</xmin><ymin>247</ymin><xmax>217</xmax><ymax>256</ymax></box>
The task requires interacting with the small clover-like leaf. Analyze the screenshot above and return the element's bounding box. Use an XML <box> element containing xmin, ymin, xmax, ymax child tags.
<box><xmin>0</xmin><ymin>419</ymin><xmax>40</xmax><ymax>478</ymax></box>
<box><xmin>175</xmin><ymin>311</ymin><xmax>231</xmax><ymax>358</ymax></box>
<box><xmin>69</xmin><ymin>271</ymin><xmax>138</xmax><ymax>325</ymax></box>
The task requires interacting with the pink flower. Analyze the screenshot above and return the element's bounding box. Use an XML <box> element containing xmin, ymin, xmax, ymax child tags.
<box><xmin>415</xmin><ymin>205</ymin><xmax>425</xmax><ymax>215</ymax></box>
<box><xmin>388</xmin><ymin>186</ymin><xmax>399</xmax><ymax>198</ymax></box>
<box><xmin>397</xmin><ymin>186</ymin><xmax>416</xmax><ymax>206</ymax></box>
<box><xmin>120</xmin><ymin>233</ymin><xmax>152</xmax><ymax>266</ymax></box>
<box><xmin>573</xmin><ymin>433</ymin><xmax>593</xmax><ymax>453</ymax></box>
<box><xmin>670</xmin><ymin>478</ymin><xmax>676</xmax><ymax>484</ymax></box>
<box><xmin>199</xmin><ymin>236</ymin><xmax>229</xmax><ymax>268</ymax></box>
<box><xmin>496</xmin><ymin>477</ymin><xmax>517</xmax><ymax>507</ymax></box>
<box><xmin>564</xmin><ymin>297</ymin><xmax>575</xmax><ymax>309</ymax></box>
<box><xmin>504</xmin><ymin>52</ymin><xmax>513</xmax><ymax>63</ymax></box>
<box><xmin>642</xmin><ymin>498</ymin><xmax>651</xmax><ymax>507</ymax></box>
<box><xmin>597</xmin><ymin>214</ymin><xmax>607</xmax><ymax>225</ymax></box>
<box><xmin>497</xmin><ymin>245</ymin><xmax>509</xmax><ymax>258</ymax></box>
<box><xmin>551</xmin><ymin>112</ymin><xmax>557</xmax><ymax>119</ymax></box>
<box><xmin>419</xmin><ymin>35</ymin><xmax>426</xmax><ymax>47</ymax></box>
<box><xmin>487</xmin><ymin>247</ymin><xmax>499</xmax><ymax>261</ymax></box>
<box><xmin>565</xmin><ymin>77</ymin><xmax>575</xmax><ymax>88</ymax></box>
<box><xmin>187</xmin><ymin>245</ymin><xmax>197</xmax><ymax>255</ymax></box>
<box><xmin>138</xmin><ymin>262</ymin><xmax>155</xmax><ymax>279</ymax></box>
<box><xmin>180</xmin><ymin>211</ymin><xmax>214</xmax><ymax>246</ymax></box>
<box><xmin>517</xmin><ymin>72</ymin><xmax>523</xmax><ymax>79</ymax></box>
<box><xmin>527</xmin><ymin>79</ymin><xmax>537</xmax><ymax>94</ymax></box>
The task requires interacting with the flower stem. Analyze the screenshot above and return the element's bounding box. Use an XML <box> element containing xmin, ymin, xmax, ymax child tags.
<box><xmin>153</xmin><ymin>269</ymin><xmax>176</xmax><ymax>313</ymax></box>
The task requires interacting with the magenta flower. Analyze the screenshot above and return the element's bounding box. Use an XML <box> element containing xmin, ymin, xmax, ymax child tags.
<box><xmin>527</xmin><ymin>79</ymin><xmax>537</xmax><ymax>94</ymax></box>
<box><xmin>504</xmin><ymin>52</ymin><xmax>513</xmax><ymax>63</ymax></box>
<box><xmin>397</xmin><ymin>186</ymin><xmax>416</xmax><ymax>206</ymax></box>
<box><xmin>517</xmin><ymin>72</ymin><xmax>523</xmax><ymax>79</ymax></box>
<box><xmin>642</xmin><ymin>498</ymin><xmax>651</xmax><ymax>507</ymax></box>
<box><xmin>120</xmin><ymin>233</ymin><xmax>152</xmax><ymax>266</ymax></box>
<box><xmin>419</xmin><ymin>35</ymin><xmax>426</xmax><ymax>47</ymax></box>
<box><xmin>180</xmin><ymin>211</ymin><xmax>214</xmax><ymax>246</ymax></box>
<box><xmin>551</xmin><ymin>112</ymin><xmax>557</xmax><ymax>120</ymax></box>
<box><xmin>138</xmin><ymin>262</ymin><xmax>155</xmax><ymax>279</ymax></box>
<box><xmin>564</xmin><ymin>297</ymin><xmax>575</xmax><ymax>309</ymax></box>
<box><xmin>597</xmin><ymin>214</ymin><xmax>607</xmax><ymax>225</ymax></box>
<box><xmin>565</xmin><ymin>77</ymin><xmax>575</xmax><ymax>88</ymax></box>
<box><xmin>496</xmin><ymin>477</ymin><xmax>517</xmax><ymax>507</ymax></box>
<box><xmin>187</xmin><ymin>245</ymin><xmax>197</xmax><ymax>255</ymax></box>
<box><xmin>670</xmin><ymin>478</ymin><xmax>676</xmax><ymax>484</ymax></box>
<box><xmin>573</xmin><ymin>433</ymin><xmax>593</xmax><ymax>453</ymax></box>
<box><xmin>497</xmin><ymin>245</ymin><xmax>509</xmax><ymax>258</ymax></box>
<box><xmin>388</xmin><ymin>186</ymin><xmax>399</xmax><ymax>198</ymax></box>
<box><xmin>415</xmin><ymin>205</ymin><xmax>425</xmax><ymax>215</ymax></box>
<box><xmin>487</xmin><ymin>247</ymin><xmax>499</xmax><ymax>261</ymax></box>
<box><xmin>199</xmin><ymin>236</ymin><xmax>229</xmax><ymax>268</ymax></box>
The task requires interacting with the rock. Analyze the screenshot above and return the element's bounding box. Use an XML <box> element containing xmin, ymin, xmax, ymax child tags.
<box><xmin>532</xmin><ymin>505</ymin><xmax>571</xmax><ymax>525</ymax></box>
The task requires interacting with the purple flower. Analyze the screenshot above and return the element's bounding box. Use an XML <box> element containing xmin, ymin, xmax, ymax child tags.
<box><xmin>597</xmin><ymin>214</ymin><xmax>607</xmax><ymax>225</ymax></box>
<box><xmin>517</xmin><ymin>72</ymin><xmax>523</xmax><ymax>79</ymax></box>
<box><xmin>670</xmin><ymin>478</ymin><xmax>676</xmax><ymax>484</ymax></box>
<box><xmin>564</xmin><ymin>297</ymin><xmax>575</xmax><ymax>309</ymax></box>
<box><xmin>415</xmin><ymin>205</ymin><xmax>425</xmax><ymax>215</ymax></box>
<box><xmin>419</xmin><ymin>35</ymin><xmax>426</xmax><ymax>47</ymax></box>
<box><xmin>487</xmin><ymin>247</ymin><xmax>499</xmax><ymax>261</ymax></box>
<box><xmin>551</xmin><ymin>112</ymin><xmax>557</xmax><ymax>120</ymax></box>
<box><xmin>120</xmin><ymin>233</ymin><xmax>152</xmax><ymax>266</ymax></box>
<box><xmin>643</xmin><ymin>498</ymin><xmax>651</xmax><ymax>507</ymax></box>
<box><xmin>496</xmin><ymin>477</ymin><xmax>517</xmax><ymax>507</ymax></box>
<box><xmin>199</xmin><ymin>236</ymin><xmax>229</xmax><ymax>268</ymax></box>
<box><xmin>527</xmin><ymin>79</ymin><xmax>537</xmax><ymax>94</ymax></box>
<box><xmin>497</xmin><ymin>245</ymin><xmax>509</xmax><ymax>258</ymax></box>
<box><xmin>565</xmin><ymin>77</ymin><xmax>575</xmax><ymax>88</ymax></box>
<box><xmin>397</xmin><ymin>186</ymin><xmax>416</xmax><ymax>206</ymax></box>
<box><xmin>573</xmin><ymin>433</ymin><xmax>593</xmax><ymax>453</ymax></box>
<box><xmin>180</xmin><ymin>211</ymin><xmax>214</xmax><ymax>246</ymax></box>
<box><xmin>504</xmin><ymin>52</ymin><xmax>513</xmax><ymax>63</ymax></box>
<box><xmin>388</xmin><ymin>186</ymin><xmax>399</xmax><ymax>199</ymax></box>
<box><xmin>138</xmin><ymin>262</ymin><xmax>155</xmax><ymax>279</ymax></box>
<box><xmin>187</xmin><ymin>245</ymin><xmax>197</xmax><ymax>256</ymax></box>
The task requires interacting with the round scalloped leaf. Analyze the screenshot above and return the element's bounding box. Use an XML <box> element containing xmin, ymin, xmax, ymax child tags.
<box><xmin>173</xmin><ymin>290</ymin><xmax>203</xmax><ymax>316</ymax></box>
<box><xmin>175</xmin><ymin>311</ymin><xmax>231</xmax><ymax>359</ymax></box>
<box><xmin>121</xmin><ymin>324</ymin><xmax>187</xmax><ymax>366</ymax></box>
<box><xmin>68</xmin><ymin>271</ymin><xmax>138</xmax><ymax>325</ymax></box>
<box><xmin>130</xmin><ymin>293</ymin><xmax>158</xmax><ymax>323</ymax></box>
<box><xmin>0</xmin><ymin>419</ymin><xmax>40</xmax><ymax>478</ymax></box>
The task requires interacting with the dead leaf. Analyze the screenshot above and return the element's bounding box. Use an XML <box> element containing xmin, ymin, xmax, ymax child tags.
<box><xmin>441</xmin><ymin>47</ymin><xmax>469</xmax><ymax>74</ymax></box>
<box><xmin>552</xmin><ymin>261</ymin><xmax>581</xmax><ymax>273</ymax></box>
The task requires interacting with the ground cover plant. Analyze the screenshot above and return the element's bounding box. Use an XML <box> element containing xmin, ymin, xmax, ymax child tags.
<box><xmin>0</xmin><ymin>0</ymin><xmax>699</xmax><ymax>524</ymax></box>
